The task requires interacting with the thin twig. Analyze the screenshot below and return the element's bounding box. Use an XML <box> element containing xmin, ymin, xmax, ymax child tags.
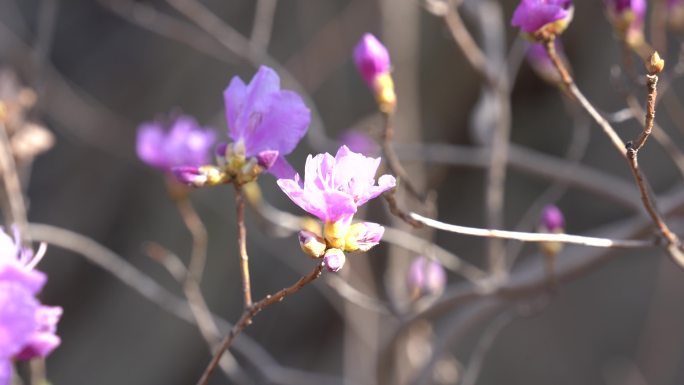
<box><xmin>632</xmin><ymin>75</ymin><xmax>658</xmax><ymax>151</ymax></box>
<box><xmin>234</xmin><ymin>185</ymin><xmax>253</xmax><ymax>308</ymax></box>
<box><xmin>623</xmin><ymin>94</ymin><xmax>684</xmax><ymax>180</ymax></box>
<box><xmin>442</xmin><ymin>5</ymin><xmax>494</xmax><ymax>85</ymax></box>
<box><xmin>0</xmin><ymin>122</ymin><xmax>29</xmax><ymax>244</ymax></box>
<box><xmin>459</xmin><ymin>311</ymin><xmax>515</xmax><ymax>385</ymax></box>
<box><xmin>381</xmin><ymin>112</ymin><xmax>424</xmax><ymax>201</ymax></box>
<box><xmin>196</xmin><ymin>262</ymin><xmax>325</xmax><ymax>385</ymax></box>
<box><xmin>544</xmin><ymin>38</ymin><xmax>684</xmax><ymax>269</ymax></box>
<box><xmin>144</xmin><ymin>243</ymin><xmax>242</xmax><ymax>381</ymax></box>
<box><xmin>409</xmin><ymin>212</ymin><xmax>654</xmax><ymax>248</ymax></box>
<box><xmin>383</xmin><ymin>189</ymin><xmax>423</xmax><ymax>228</ymax></box>
<box><xmin>543</xmin><ymin>37</ymin><xmax>626</xmax><ymax>155</ymax></box>
<box><xmin>27</xmin><ymin>223</ymin><xmax>345</xmax><ymax>385</ymax></box>
<box><xmin>166</xmin><ymin>179</ymin><xmax>209</xmax><ymax>283</ymax></box>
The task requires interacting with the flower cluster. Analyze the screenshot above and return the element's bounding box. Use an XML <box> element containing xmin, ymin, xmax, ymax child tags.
<box><xmin>354</xmin><ymin>34</ymin><xmax>396</xmax><ymax>113</ymax></box>
<box><xmin>511</xmin><ymin>0</ymin><xmax>574</xmax><ymax>39</ymax></box>
<box><xmin>0</xmin><ymin>228</ymin><xmax>61</xmax><ymax>385</ymax></box>
<box><xmin>277</xmin><ymin>145</ymin><xmax>396</xmax><ymax>272</ymax></box>
<box><xmin>139</xmin><ymin>66</ymin><xmax>311</xmax><ymax>187</ymax></box>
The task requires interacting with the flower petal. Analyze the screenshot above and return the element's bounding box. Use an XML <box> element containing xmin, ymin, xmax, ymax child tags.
<box><xmin>266</xmin><ymin>156</ymin><xmax>297</xmax><ymax>180</ymax></box>
<box><xmin>244</xmin><ymin>90</ymin><xmax>310</xmax><ymax>157</ymax></box>
<box><xmin>136</xmin><ymin>124</ymin><xmax>166</xmax><ymax>169</ymax></box>
<box><xmin>0</xmin><ymin>360</ymin><xmax>11</xmax><ymax>385</ymax></box>
<box><xmin>224</xmin><ymin>76</ymin><xmax>247</xmax><ymax>142</ymax></box>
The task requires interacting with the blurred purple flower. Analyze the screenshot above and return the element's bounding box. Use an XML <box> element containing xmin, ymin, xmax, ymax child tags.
<box><xmin>605</xmin><ymin>0</ymin><xmax>646</xmax><ymax>39</ymax></box>
<box><xmin>137</xmin><ymin>115</ymin><xmax>216</xmax><ymax>172</ymax></box>
<box><xmin>511</xmin><ymin>0</ymin><xmax>574</xmax><ymax>34</ymax></box>
<box><xmin>223</xmin><ymin>66</ymin><xmax>310</xmax><ymax>179</ymax></box>
<box><xmin>277</xmin><ymin>145</ymin><xmax>396</xmax><ymax>227</ymax></box>
<box><xmin>540</xmin><ymin>204</ymin><xmax>565</xmax><ymax>232</ymax></box>
<box><xmin>407</xmin><ymin>256</ymin><xmax>447</xmax><ymax>297</ymax></box>
<box><xmin>339</xmin><ymin>130</ymin><xmax>379</xmax><ymax>156</ymax></box>
<box><xmin>0</xmin><ymin>228</ymin><xmax>61</xmax><ymax>384</ymax></box>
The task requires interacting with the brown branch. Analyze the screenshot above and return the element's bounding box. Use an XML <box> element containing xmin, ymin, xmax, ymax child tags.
<box><xmin>632</xmin><ymin>75</ymin><xmax>658</xmax><ymax>152</ymax></box>
<box><xmin>196</xmin><ymin>262</ymin><xmax>325</xmax><ymax>385</ymax></box>
<box><xmin>383</xmin><ymin>189</ymin><xmax>423</xmax><ymax>228</ymax></box>
<box><xmin>543</xmin><ymin>38</ymin><xmax>684</xmax><ymax>270</ymax></box>
<box><xmin>166</xmin><ymin>178</ymin><xmax>209</xmax><ymax>283</ymax></box>
<box><xmin>234</xmin><ymin>185</ymin><xmax>253</xmax><ymax>308</ymax></box>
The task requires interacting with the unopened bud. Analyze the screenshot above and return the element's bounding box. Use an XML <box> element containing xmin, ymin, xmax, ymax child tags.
<box><xmin>646</xmin><ymin>51</ymin><xmax>665</xmax><ymax>75</ymax></box>
<box><xmin>323</xmin><ymin>248</ymin><xmax>346</xmax><ymax>272</ymax></box>
<box><xmin>539</xmin><ymin>204</ymin><xmax>565</xmax><ymax>256</ymax></box>
<box><xmin>298</xmin><ymin>230</ymin><xmax>327</xmax><ymax>258</ymax></box>
<box><xmin>407</xmin><ymin>256</ymin><xmax>446</xmax><ymax>297</ymax></box>
<box><xmin>540</xmin><ymin>205</ymin><xmax>564</xmax><ymax>232</ymax></box>
<box><xmin>324</xmin><ymin>220</ymin><xmax>349</xmax><ymax>250</ymax></box>
<box><xmin>172</xmin><ymin>165</ymin><xmax>229</xmax><ymax>187</ymax></box>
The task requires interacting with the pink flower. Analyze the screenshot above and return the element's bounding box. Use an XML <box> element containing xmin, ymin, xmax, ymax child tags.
<box><xmin>0</xmin><ymin>228</ymin><xmax>61</xmax><ymax>385</ymax></box>
<box><xmin>277</xmin><ymin>145</ymin><xmax>396</xmax><ymax>227</ymax></box>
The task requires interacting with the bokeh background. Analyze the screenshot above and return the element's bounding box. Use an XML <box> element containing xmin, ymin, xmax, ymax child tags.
<box><xmin>2</xmin><ymin>0</ymin><xmax>684</xmax><ymax>384</ymax></box>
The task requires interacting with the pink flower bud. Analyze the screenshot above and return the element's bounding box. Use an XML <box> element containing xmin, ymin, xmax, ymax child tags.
<box><xmin>540</xmin><ymin>205</ymin><xmax>565</xmax><ymax>232</ymax></box>
<box><xmin>353</xmin><ymin>34</ymin><xmax>391</xmax><ymax>87</ymax></box>
<box><xmin>323</xmin><ymin>248</ymin><xmax>346</xmax><ymax>273</ymax></box>
<box><xmin>298</xmin><ymin>230</ymin><xmax>327</xmax><ymax>258</ymax></box>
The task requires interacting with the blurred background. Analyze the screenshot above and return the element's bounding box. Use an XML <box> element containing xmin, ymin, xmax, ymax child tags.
<box><xmin>2</xmin><ymin>0</ymin><xmax>684</xmax><ymax>384</ymax></box>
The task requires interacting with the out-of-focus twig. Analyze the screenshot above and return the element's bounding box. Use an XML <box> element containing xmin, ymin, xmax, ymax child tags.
<box><xmin>250</xmin><ymin>0</ymin><xmax>278</xmax><ymax>52</ymax></box>
<box><xmin>144</xmin><ymin>243</ymin><xmax>244</xmax><ymax>383</ymax></box>
<box><xmin>0</xmin><ymin>122</ymin><xmax>29</xmax><ymax>243</ymax></box>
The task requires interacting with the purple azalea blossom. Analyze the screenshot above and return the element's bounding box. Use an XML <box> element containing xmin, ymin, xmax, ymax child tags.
<box><xmin>605</xmin><ymin>0</ymin><xmax>646</xmax><ymax>33</ymax></box>
<box><xmin>137</xmin><ymin>115</ymin><xmax>216</xmax><ymax>172</ymax></box>
<box><xmin>0</xmin><ymin>228</ymin><xmax>61</xmax><ymax>385</ymax></box>
<box><xmin>511</xmin><ymin>0</ymin><xmax>574</xmax><ymax>33</ymax></box>
<box><xmin>353</xmin><ymin>34</ymin><xmax>391</xmax><ymax>87</ymax></box>
<box><xmin>223</xmin><ymin>66</ymin><xmax>310</xmax><ymax>179</ymax></box>
<box><xmin>407</xmin><ymin>256</ymin><xmax>447</xmax><ymax>296</ymax></box>
<box><xmin>276</xmin><ymin>145</ymin><xmax>396</xmax><ymax>227</ymax></box>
